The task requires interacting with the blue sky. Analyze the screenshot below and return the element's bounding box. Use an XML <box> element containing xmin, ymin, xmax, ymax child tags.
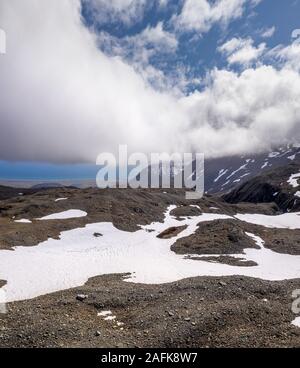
<box><xmin>0</xmin><ymin>161</ymin><xmax>98</xmax><ymax>181</ymax></box>
<box><xmin>82</xmin><ymin>0</ymin><xmax>300</xmax><ymax>92</ymax></box>
<box><xmin>1</xmin><ymin>0</ymin><xmax>300</xmax><ymax>180</ymax></box>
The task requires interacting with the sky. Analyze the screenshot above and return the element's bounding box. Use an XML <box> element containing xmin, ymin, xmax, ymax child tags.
<box><xmin>0</xmin><ymin>0</ymin><xmax>300</xmax><ymax>179</ymax></box>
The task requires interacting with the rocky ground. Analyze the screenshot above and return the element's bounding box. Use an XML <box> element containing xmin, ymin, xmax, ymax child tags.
<box><xmin>0</xmin><ymin>188</ymin><xmax>189</xmax><ymax>249</ymax></box>
<box><xmin>224</xmin><ymin>162</ymin><xmax>300</xmax><ymax>212</ymax></box>
<box><xmin>0</xmin><ymin>187</ymin><xmax>300</xmax><ymax>348</ymax></box>
<box><xmin>171</xmin><ymin>218</ymin><xmax>300</xmax><ymax>256</ymax></box>
<box><xmin>0</xmin><ymin>187</ymin><xmax>286</xmax><ymax>253</ymax></box>
<box><xmin>0</xmin><ymin>274</ymin><xmax>299</xmax><ymax>348</ymax></box>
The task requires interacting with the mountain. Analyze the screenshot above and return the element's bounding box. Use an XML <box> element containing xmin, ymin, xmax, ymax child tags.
<box><xmin>205</xmin><ymin>144</ymin><xmax>300</xmax><ymax>194</ymax></box>
<box><xmin>223</xmin><ymin>161</ymin><xmax>300</xmax><ymax>212</ymax></box>
<box><xmin>0</xmin><ymin>185</ymin><xmax>36</xmax><ymax>200</ymax></box>
<box><xmin>141</xmin><ymin>144</ymin><xmax>300</xmax><ymax>195</ymax></box>
<box><xmin>31</xmin><ymin>183</ymin><xmax>65</xmax><ymax>189</ymax></box>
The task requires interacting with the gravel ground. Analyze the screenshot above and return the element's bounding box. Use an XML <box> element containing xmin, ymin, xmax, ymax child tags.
<box><xmin>0</xmin><ymin>274</ymin><xmax>299</xmax><ymax>348</ymax></box>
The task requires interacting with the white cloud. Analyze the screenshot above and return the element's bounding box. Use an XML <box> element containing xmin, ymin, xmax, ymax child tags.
<box><xmin>82</xmin><ymin>0</ymin><xmax>148</xmax><ymax>26</ymax></box>
<box><xmin>1</xmin><ymin>0</ymin><xmax>300</xmax><ymax>164</ymax></box>
<box><xmin>99</xmin><ymin>21</ymin><xmax>178</xmax><ymax>58</ymax></box>
<box><xmin>218</xmin><ymin>37</ymin><xmax>246</xmax><ymax>54</ymax></box>
<box><xmin>158</xmin><ymin>0</ymin><xmax>169</xmax><ymax>8</ymax></box>
<box><xmin>268</xmin><ymin>42</ymin><xmax>300</xmax><ymax>72</ymax></box>
<box><xmin>218</xmin><ymin>37</ymin><xmax>266</xmax><ymax>66</ymax></box>
<box><xmin>0</xmin><ymin>0</ymin><xmax>183</xmax><ymax>162</ymax></box>
<box><xmin>130</xmin><ymin>22</ymin><xmax>178</xmax><ymax>54</ymax></box>
<box><xmin>260</xmin><ymin>26</ymin><xmax>276</xmax><ymax>38</ymax></box>
<box><xmin>97</xmin><ymin>22</ymin><xmax>179</xmax><ymax>91</ymax></box>
<box><xmin>180</xmin><ymin>65</ymin><xmax>300</xmax><ymax>156</ymax></box>
<box><xmin>173</xmin><ymin>0</ymin><xmax>260</xmax><ymax>34</ymax></box>
<box><xmin>83</xmin><ymin>0</ymin><xmax>169</xmax><ymax>26</ymax></box>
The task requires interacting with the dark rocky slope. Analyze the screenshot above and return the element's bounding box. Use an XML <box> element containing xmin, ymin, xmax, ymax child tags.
<box><xmin>223</xmin><ymin>162</ymin><xmax>300</xmax><ymax>212</ymax></box>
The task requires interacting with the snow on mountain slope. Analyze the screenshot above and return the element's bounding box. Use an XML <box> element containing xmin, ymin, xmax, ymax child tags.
<box><xmin>141</xmin><ymin>144</ymin><xmax>300</xmax><ymax>195</ymax></box>
<box><xmin>205</xmin><ymin>144</ymin><xmax>300</xmax><ymax>194</ymax></box>
<box><xmin>223</xmin><ymin>161</ymin><xmax>300</xmax><ymax>212</ymax></box>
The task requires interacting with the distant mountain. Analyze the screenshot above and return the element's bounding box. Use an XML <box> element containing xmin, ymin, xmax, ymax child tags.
<box><xmin>223</xmin><ymin>161</ymin><xmax>300</xmax><ymax>212</ymax></box>
<box><xmin>140</xmin><ymin>144</ymin><xmax>300</xmax><ymax>195</ymax></box>
<box><xmin>205</xmin><ymin>144</ymin><xmax>300</xmax><ymax>194</ymax></box>
<box><xmin>31</xmin><ymin>183</ymin><xmax>65</xmax><ymax>189</ymax></box>
<box><xmin>0</xmin><ymin>185</ymin><xmax>35</xmax><ymax>200</ymax></box>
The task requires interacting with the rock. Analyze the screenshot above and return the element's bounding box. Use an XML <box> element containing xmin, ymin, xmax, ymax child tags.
<box><xmin>157</xmin><ymin>225</ymin><xmax>188</xmax><ymax>239</ymax></box>
<box><xmin>93</xmin><ymin>233</ymin><xmax>103</xmax><ymax>238</ymax></box>
<box><xmin>133</xmin><ymin>207</ymin><xmax>144</xmax><ymax>214</ymax></box>
<box><xmin>168</xmin><ymin>311</ymin><xmax>175</xmax><ymax>317</ymax></box>
<box><xmin>95</xmin><ymin>331</ymin><xmax>101</xmax><ymax>337</ymax></box>
<box><xmin>228</xmin><ymin>231</ymin><xmax>239</xmax><ymax>243</ymax></box>
<box><xmin>184</xmin><ymin>317</ymin><xmax>191</xmax><ymax>322</ymax></box>
<box><xmin>76</xmin><ymin>294</ymin><xmax>88</xmax><ymax>302</ymax></box>
<box><xmin>219</xmin><ymin>281</ymin><xmax>227</xmax><ymax>286</ymax></box>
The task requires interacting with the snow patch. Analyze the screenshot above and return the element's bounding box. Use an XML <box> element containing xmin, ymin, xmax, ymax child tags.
<box><xmin>104</xmin><ymin>315</ymin><xmax>116</xmax><ymax>321</ymax></box>
<box><xmin>97</xmin><ymin>310</ymin><xmax>123</xmax><ymax>325</ymax></box>
<box><xmin>37</xmin><ymin>210</ymin><xmax>87</xmax><ymax>220</ymax></box>
<box><xmin>268</xmin><ymin>152</ymin><xmax>280</xmax><ymax>158</ymax></box>
<box><xmin>97</xmin><ymin>311</ymin><xmax>112</xmax><ymax>317</ymax></box>
<box><xmin>226</xmin><ymin>164</ymin><xmax>248</xmax><ymax>180</ymax></box>
<box><xmin>214</xmin><ymin>169</ymin><xmax>228</xmax><ymax>183</ymax></box>
<box><xmin>14</xmin><ymin>219</ymin><xmax>32</xmax><ymax>224</ymax></box>
<box><xmin>239</xmin><ymin>173</ymin><xmax>251</xmax><ymax>179</ymax></box>
<box><xmin>291</xmin><ymin>317</ymin><xmax>300</xmax><ymax>328</ymax></box>
<box><xmin>222</xmin><ymin>180</ymin><xmax>231</xmax><ymax>187</ymax></box>
<box><xmin>287</xmin><ymin>173</ymin><xmax>300</xmax><ymax>188</ymax></box>
<box><xmin>235</xmin><ymin>212</ymin><xmax>300</xmax><ymax>230</ymax></box>
<box><xmin>246</xmin><ymin>232</ymin><xmax>264</xmax><ymax>249</ymax></box>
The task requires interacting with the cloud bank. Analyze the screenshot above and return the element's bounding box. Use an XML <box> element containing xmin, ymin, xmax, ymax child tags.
<box><xmin>0</xmin><ymin>0</ymin><xmax>300</xmax><ymax>163</ymax></box>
